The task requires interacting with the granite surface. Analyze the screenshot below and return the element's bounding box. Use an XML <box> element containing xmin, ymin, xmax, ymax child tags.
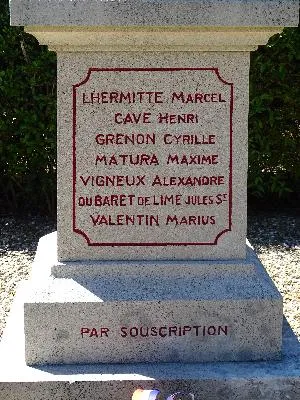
<box><xmin>4</xmin><ymin>0</ymin><xmax>299</xmax><ymax>396</ymax></box>
<box><xmin>21</xmin><ymin>232</ymin><xmax>282</xmax><ymax>365</ymax></box>
<box><xmin>0</xmin><ymin>289</ymin><xmax>298</xmax><ymax>399</ymax></box>
<box><xmin>57</xmin><ymin>52</ymin><xmax>248</xmax><ymax>261</ymax></box>
<box><xmin>10</xmin><ymin>0</ymin><xmax>299</xmax><ymax>27</ymax></box>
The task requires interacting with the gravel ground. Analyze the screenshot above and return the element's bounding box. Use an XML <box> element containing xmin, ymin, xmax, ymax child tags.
<box><xmin>0</xmin><ymin>216</ymin><xmax>56</xmax><ymax>338</ymax></box>
<box><xmin>0</xmin><ymin>212</ymin><xmax>299</xmax><ymax>339</ymax></box>
<box><xmin>248</xmin><ymin>211</ymin><xmax>300</xmax><ymax>339</ymax></box>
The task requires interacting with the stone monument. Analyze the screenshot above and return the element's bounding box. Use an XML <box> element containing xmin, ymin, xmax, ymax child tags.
<box><xmin>0</xmin><ymin>0</ymin><xmax>299</xmax><ymax>399</ymax></box>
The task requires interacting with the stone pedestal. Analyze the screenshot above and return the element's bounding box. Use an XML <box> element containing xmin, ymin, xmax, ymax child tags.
<box><xmin>23</xmin><ymin>233</ymin><xmax>282</xmax><ymax>365</ymax></box>
<box><xmin>3</xmin><ymin>0</ymin><xmax>299</xmax><ymax>398</ymax></box>
<box><xmin>0</xmin><ymin>284</ymin><xmax>299</xmax><ymax>399</ymax></box>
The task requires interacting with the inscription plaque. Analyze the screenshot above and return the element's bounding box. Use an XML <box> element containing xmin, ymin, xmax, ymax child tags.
<box><xmin>73</xmin><ymin>67</ymin><xmax>233</xmax><ymax>247</ymax></box>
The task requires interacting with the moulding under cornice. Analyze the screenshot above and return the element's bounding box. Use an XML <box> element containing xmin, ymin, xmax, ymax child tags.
<box><xmin>25</xmin><ymin>26</ymin><xmax>283</xmax><ymax>52</ymax></box>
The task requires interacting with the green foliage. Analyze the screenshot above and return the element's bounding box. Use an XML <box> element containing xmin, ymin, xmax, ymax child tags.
<box><xmin>249</xmin><ymin>26</ymin><xmax>300</xmax><ymax>199</ymax></box>
<box><xmin>0</xmin><ymin>0</ymin><xmax>57</xmax><ymax>215</ymax></box>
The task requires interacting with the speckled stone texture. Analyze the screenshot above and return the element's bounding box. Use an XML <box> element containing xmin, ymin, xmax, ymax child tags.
<box><xmin>6</xmin><ymin>1</ymin><xmax>299</xmax><ymax>395</ymax></box>
<box><xmin>0</xmin><ymin>288</ymin><xmax>299</xmax><ymax>399</ymax></box>
<box><xmin>9</xmin><ymin>0</ymin><xmax>299</xmax><ymax>27</ymax></box>
<box><xmin>20</xmin><ymin>233</ymin><xmax>282</xmax><ymax>365</ymax></box>
<box><xmin>57</xmin><ymin>52</ymin><xmax>248</xmax><ymax>261</ymax></box>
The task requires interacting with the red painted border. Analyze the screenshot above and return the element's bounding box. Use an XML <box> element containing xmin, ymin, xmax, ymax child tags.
<box><xmin>72</xmin><ymin>67</ymin><xmax>233</xmax><ymax>247</ymax></box>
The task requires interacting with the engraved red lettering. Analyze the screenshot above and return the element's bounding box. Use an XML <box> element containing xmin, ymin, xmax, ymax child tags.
<box><xmin>100</xmin><ymin>327</ymin><xmax>110</xmax><ymax>337</ymax></box>
<box><xmin>90</xmin><ymin>215</ymin><xmax>100</xmax><ymax>226</ymax></box>
<box><xmin>130</xmin><ymin>327</ymin><xmax>139</xmax><ymax>337</ymax></box>
<box><xmin>208</xmin><ymin>326</ymin><xmax>217</xmax><ymax>335</ymax></box>
<box><xmin>78</xmin><ymin>197</ymin><xmax>85</xmax><ymax>206</ymax></box>
<box><xmin>195</xmin><ymin>93</ymin><xmax>203</xmax><ymax>103</ymax></box>
<box><xmin>80</xmin><ymin>176</ymin><xmax>90</xmax><ymax>186</ymax></box>
<box><xmin>115</xmin><ymin>112</ymin><xmax>151</xmax><ymax>124</ymax></box>
<box><xmin>89</xmin><ymin>328</ymin><xmax>98</xmax><ymax>337</ymax></box>
<box><xmin>159</xmin><ymin>327</ymin><xmax>167</xmax><ymax>337</ymax></box>
<box><xmin>182</xmin><ymin>326</ymin><xmax>192</xmax><ymax>335</ymax></box>
<box><xmin>140</xmin><ymin>327</ymin><xmax>149</xmax><ymax>337</ymax></box>
<box><xmin>150</xmin><ymin>327</ymin><xmax>158</xmax><ymax>336</ymax></box>
<box><xmin>193</xmin><ymin>326</ymin><xmax>201</xmax><ymax>336</ymax></box>
<box><xmin>115</xmin><ymin>113</ymin><xmax>123</xmax><ymax>124</ymax></box>
<box><xmin>218</xmin><ymin>326</ymin><xmax>228</xmax><ymax>335</ymax></box>
<box><xmin>168</xmin><ymin>326</ymin><xmax>177</xmax><ymax>336</ymax></box>
<box><xmin>81</xmin><ymin>328</ymin><xmax>90</xmax><ymax>338</ymax></box>
<box><xmin>171</xmin><ymin>92</ymin><xmax>184</xmax><ymax>102</ymax></box>
<box><xmin>120</xmin><ymin>327</ymin><xmax>127</xmax><ymax>337</ymax></box>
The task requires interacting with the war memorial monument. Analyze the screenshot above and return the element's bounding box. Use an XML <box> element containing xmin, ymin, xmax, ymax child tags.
<box><xmin>0</xmin><ymin>0</ymin><xmax>299</xmax><ymax>398</ymax></box>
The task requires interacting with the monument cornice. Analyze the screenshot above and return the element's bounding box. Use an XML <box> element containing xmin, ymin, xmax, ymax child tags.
<box><xmin>25</xmin><ymin>26</ymin><xmax>283</xmax><ymax>52</ymax></box>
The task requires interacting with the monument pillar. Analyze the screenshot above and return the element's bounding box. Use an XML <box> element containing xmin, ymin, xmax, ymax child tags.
<box><xmin>19</xmin><ymin>24</ymin><xmax>283</xmax><ymax>363</ymax></box>
<box><xmin>26</xmin><ymin>26</ymin><xmax>281</xmax><ymax>262</ymax></box>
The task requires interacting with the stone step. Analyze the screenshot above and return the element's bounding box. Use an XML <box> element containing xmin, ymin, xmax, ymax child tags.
<box><xmin>18</xmin><ymin>235</ymin><xmax>283</xmax><ymax>365</ymax></box>
<box><xmin>0</xmin><ymin>288</ymin><xmax>299</xmax><ymax>399</ymax></box>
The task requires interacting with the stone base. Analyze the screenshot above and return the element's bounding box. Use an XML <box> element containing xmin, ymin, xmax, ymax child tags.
<box><xmin>0</xmin><ymin>288</ymin><xmax>299</xmax><ymax>400</ymax></box>
<box><xmin>21</xmin><ymin>233</ymin><xmax>282</xmax><ymax>364</ymax></box>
